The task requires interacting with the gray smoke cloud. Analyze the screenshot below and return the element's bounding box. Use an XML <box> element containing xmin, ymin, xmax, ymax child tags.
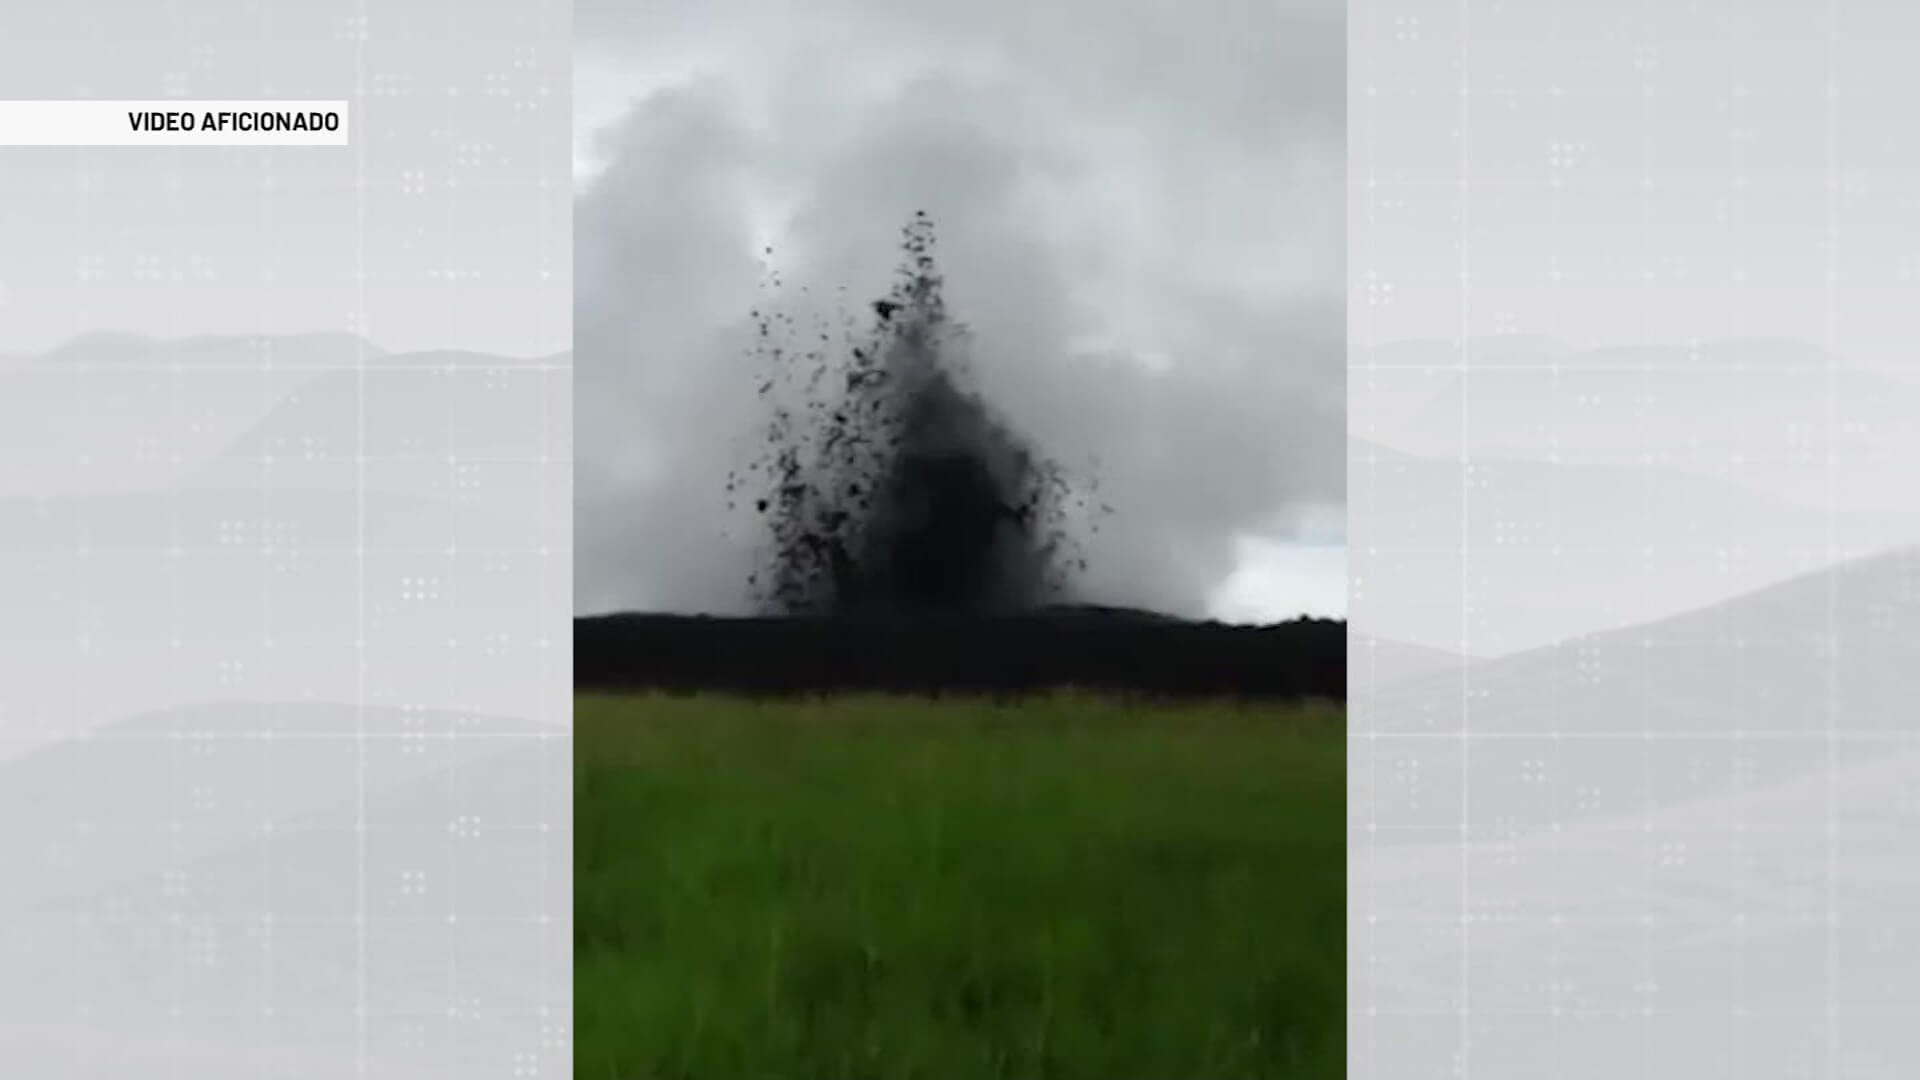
<box><xmin>574</xmin><ymin>0</ymin><xmax>1344</xmax><ymax>619</ymax></box>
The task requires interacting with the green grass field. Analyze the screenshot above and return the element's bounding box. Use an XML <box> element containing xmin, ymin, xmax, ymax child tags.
<box><xmin>576</xmin><ymin>692</ymin><xmax>1345</xmax><ymax>1080</ymax></box>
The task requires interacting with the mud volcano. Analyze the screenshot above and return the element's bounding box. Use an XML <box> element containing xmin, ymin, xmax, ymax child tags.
<box><xmin>737</xmin><ymin>212</ymin><xmax>1085</xmax><ymax>617</ymax></box>
<box><xmin>576</xmin><ymin>213</ymin><xmax>1346</xmax><ymax>702</ymax></box>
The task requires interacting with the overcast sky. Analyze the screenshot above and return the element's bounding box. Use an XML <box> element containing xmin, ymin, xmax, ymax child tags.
<box><xmin>573</xmin><ymin>0</ymin><xmax>1346</xmax><ymax>622</ymax></box>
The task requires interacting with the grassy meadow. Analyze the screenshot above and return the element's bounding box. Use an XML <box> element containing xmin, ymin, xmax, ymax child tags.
<box><xmin>575</xmin><ymin>692</ymin><xmax>1345</xmax><ymax>1079</ymax></box>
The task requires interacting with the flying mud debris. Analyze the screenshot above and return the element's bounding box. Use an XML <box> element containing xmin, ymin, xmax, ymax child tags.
<box><xmin>603</xmin><ymin>213</ymin><xmax>1347</xmax><ymax>703</ymax></box>
<box><xmin>728</xmin><ymin>212</ymin><xmax>1094</xmax><ymax>617</ymax></box>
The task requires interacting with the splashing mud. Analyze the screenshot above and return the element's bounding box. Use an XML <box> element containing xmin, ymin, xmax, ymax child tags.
<box><xmin>728</xmin><ymin>213</ymin><xmax>1097</xmax><ymax>617</ymax></box>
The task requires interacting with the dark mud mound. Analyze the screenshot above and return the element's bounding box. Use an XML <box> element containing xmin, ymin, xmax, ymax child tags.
<box><xmin>574</xmin><ymin>608</ymin><xmax>1346</xmax><ymax>702</ymax></box>
<box><xmin>729</xmin><ymin>213</ymin><xmax>1094</xmax><ymax>617</ymax></box>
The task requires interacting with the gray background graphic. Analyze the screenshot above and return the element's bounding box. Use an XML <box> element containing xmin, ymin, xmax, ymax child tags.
<box><xmin>1353</xmin><ymin>1</ymin><xmax>1920</xmax><ymax>1077</ymax></box>
<box><xmin>0</xmin><ymin>3</ymin><xmax>570</xmax><ymax>1077</ymax></box>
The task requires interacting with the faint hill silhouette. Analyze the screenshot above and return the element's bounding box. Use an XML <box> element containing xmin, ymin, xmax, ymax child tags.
<box><xmin>0</xmin><ymin>333</ymin><xmax>383</xmax><ymax>496</ymax></box>
<box><xmin>1353</xmin><ymin>337</ymin><xmax>1920</xmax><ymax>513</ymax></box>
<box><xmin>24</xmin><ymin>331</ymin><xmax>383</xmax><ymax>369</ymax></box>
<box><xmin>0</xmin><ymin>486</ymin><xmax>542</xmax><ymax>550</ymax></box>
<box><xmin>1349</xmin><ymin>633</ymin><xmax>1463</xmax><ymax>689</ymax></box>
<box><xmin>0</xmin><ymin>701</ymin><xmax>564</xmax><ymax>1075</ymax></box>
<box><xmin>0</xmin><ymin>486</ymin><xmax>556</xmax><ymax>742</ymax></box>
<box><xmin>1351</xmin><ymin>436</ymin><xmax>1920</xmax><ymax>655</ymax></box>
<box><xmin>0</xmin><ymin>701</ymin><xmax>554</xmax><ymax>910</ymax></box>
<box><xmin>193</xmin><ymin>348</ymin><xmax>569</xmax><ymax>508</ymax></box>
<box><xmin>1357</xmin><ymin>739</ymin><xmax>1920</xmax><ymax>1063</ymax></box>
<box><xmin>1354</xmin><ymin>546</ymin><xmax>1920</xmax><ymax>840</ymax></box>
<box><xmin>0</xmin><ymin>334</ymin><xmax>565</xmax><ymax>502</ymax></box>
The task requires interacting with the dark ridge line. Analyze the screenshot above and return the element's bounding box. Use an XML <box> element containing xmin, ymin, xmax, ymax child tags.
<box><xmin>574</xmin><ymin>610</ymin><xmax>1347</xmax><ymax>704</ymax></box>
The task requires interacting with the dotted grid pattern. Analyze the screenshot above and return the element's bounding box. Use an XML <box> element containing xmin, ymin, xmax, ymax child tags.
<box><xmin>0</xmin><ymin>2</ymin><xmax>571</xmax><ymax>1077</ymax></box>
<box><xmin>1351</xmin><ymin>0</ymin><xmax>1920</xmax><ymax>1078</ymax></box>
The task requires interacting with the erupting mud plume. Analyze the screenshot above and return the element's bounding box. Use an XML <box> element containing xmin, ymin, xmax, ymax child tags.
<box><xmin>728</xmin><ymin>213</ymin><xmax>1097</xmax><ymax>617</ymax></box>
